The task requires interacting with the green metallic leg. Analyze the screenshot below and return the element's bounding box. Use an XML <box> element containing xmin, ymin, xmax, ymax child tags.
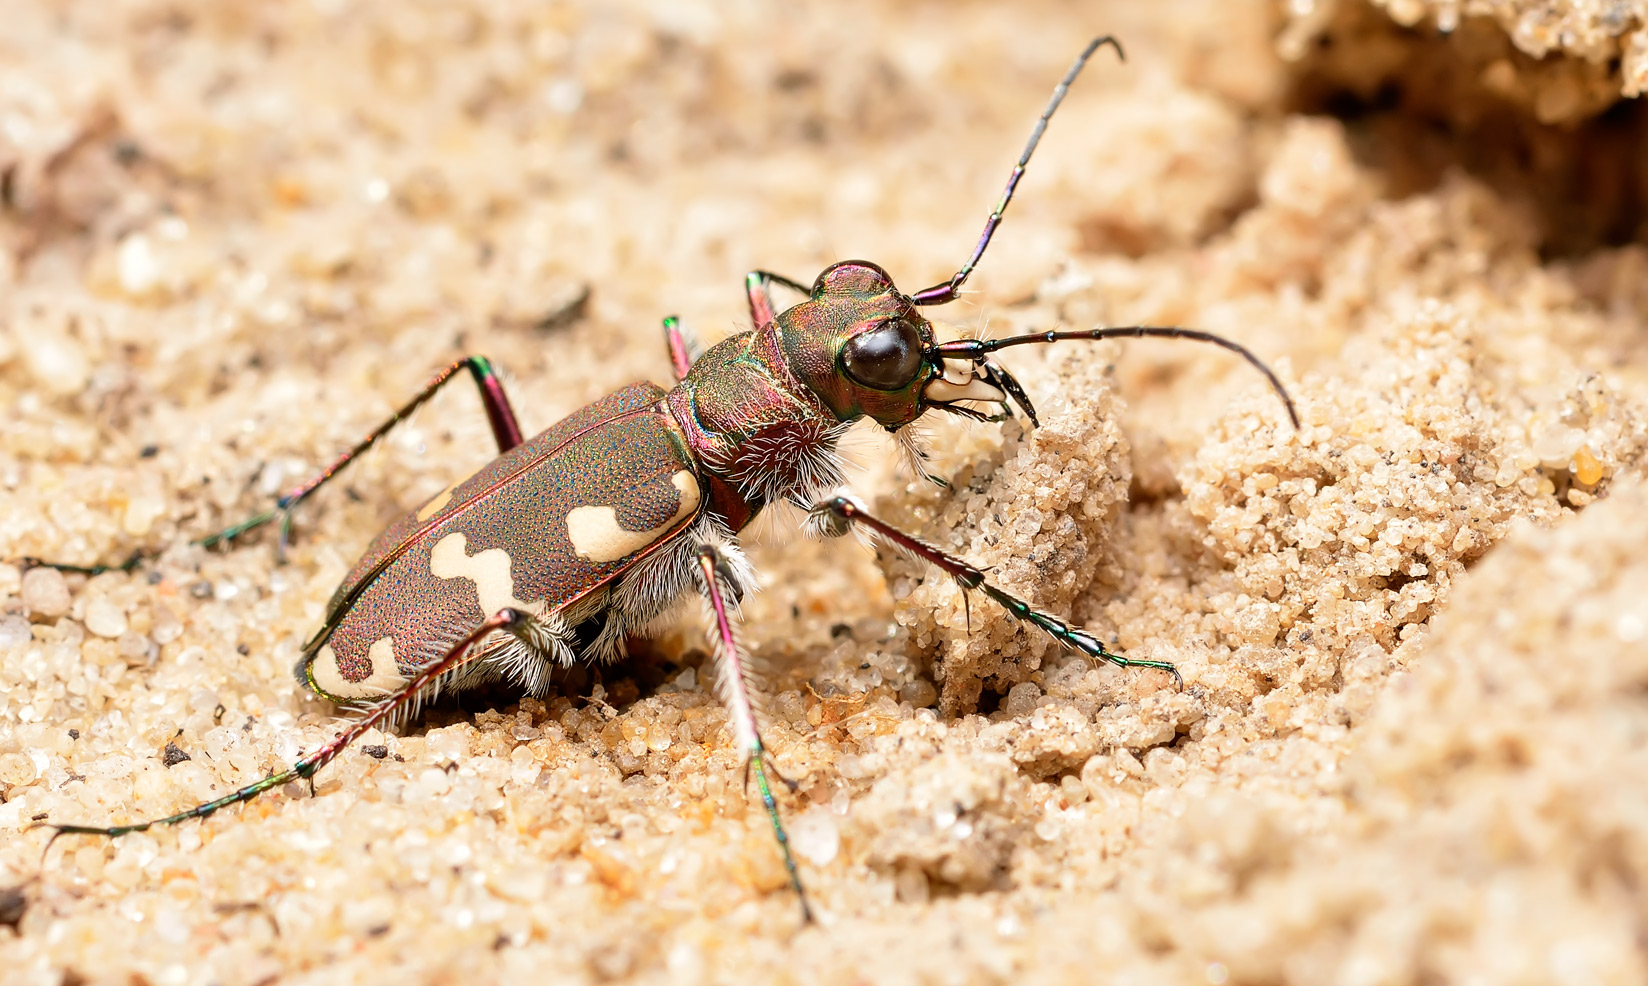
<box><xmin>199</xmin><ymin>355</ymin><xmax>524</xmax><ymax>554</ymax></box>
<box><xmin>18</xmin><ymin>550</ymin><xmax>150</xmax><ymax>578</ymax></box>
<box><xmin>812</xmin><ymin>494</ymin><xmax>1182</xmax><ymax>690</ymax></box>
<box><xmin>694</xmin><ymin>545</ymin><xmax>814</xmax><ymax>923</ymax></box>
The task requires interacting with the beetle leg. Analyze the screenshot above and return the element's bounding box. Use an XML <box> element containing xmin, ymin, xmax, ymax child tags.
<box><xmin>660</xmin><ymin>316</ymin><xmax>699</xmax><ymax>382</ymax></box>
<box><xmin>693</xmin><ymin>544</ymin><xmax>814</xmax><ymax>923</ymax></box>
<box><xmin>18</xmin><ymin>549</ymin><xmax>151</xmax><ymax>578</ymax></box>
<box><xmin>745</xmin><ymin>270</ymin><xmax>812</xmax><ymax>332</ymax></box>
<box><xmin>198</xmin><ymin>355</ymin><xmax>525</xmax><ymax>552</ymax></box>
<box><xmin>38</xmin><ymin>608</ymin><xmax>531</xmax><ymax>842</ymax></box>
<box><xmin>811</xmin><ymin>494</ymin><xmax>1182</xmax><ymax>689</ymax></box>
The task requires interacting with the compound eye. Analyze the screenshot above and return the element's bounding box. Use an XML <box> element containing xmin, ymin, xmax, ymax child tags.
<box><xmin>842</xmin><ymin>320</ymin><xmax>924</xmax><ymax>391</ymax></box>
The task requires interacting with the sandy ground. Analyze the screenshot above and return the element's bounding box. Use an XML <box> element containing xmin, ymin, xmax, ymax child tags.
<box><xmin>3</xmin><ymin>1</ymin><xmax>1648</xmax><ymax>983</ymax></box>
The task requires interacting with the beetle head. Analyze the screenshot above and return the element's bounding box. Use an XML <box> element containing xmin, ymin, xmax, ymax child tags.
<box><xmin>776</xmin><ymin>260</ymin><xmax>1020</xmax><ymax>430</ymax></box>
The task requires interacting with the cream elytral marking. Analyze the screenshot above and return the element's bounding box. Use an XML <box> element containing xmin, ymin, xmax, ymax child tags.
<box><xmin>416</xmin><ymin>466</ymin><xmax>481</xmax><ymax>522</ymax></box>
<box><xmin>311</xmin><ymin>638</ymin><xmax>404</xmax><ymax>699</ymax></box>
<box><xmin>567</xmin><ymin>471</ymin><xmax>700</xmax><ymax>563</ymax></box>
<box><xmin>430</xmin><ymin>531</ymin><xmax>533</xmax><ymax>616</ymax></box>
<box><xmin>416</xmin><ymin>484</ymin><xmax>458</xmax><ymax>522</ymax></box>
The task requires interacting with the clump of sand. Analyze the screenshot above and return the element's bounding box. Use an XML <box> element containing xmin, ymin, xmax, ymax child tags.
<box><xmin>1285</xmin><ymin>0</ymin><xmax>1648</xmax><ymax>111</ymax></box>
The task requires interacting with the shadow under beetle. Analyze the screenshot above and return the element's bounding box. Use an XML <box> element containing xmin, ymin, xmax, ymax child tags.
<box><xmin>42</xmin><ymin>37</ymin><xmax>1297</xmax><ymax>922</ymax></box>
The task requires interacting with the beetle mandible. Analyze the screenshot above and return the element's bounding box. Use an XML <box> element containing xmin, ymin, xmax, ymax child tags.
<box><xmin>42</xmin><ymin>37</ymin><xmax>1298</xmax><ymax>922</ymax></box>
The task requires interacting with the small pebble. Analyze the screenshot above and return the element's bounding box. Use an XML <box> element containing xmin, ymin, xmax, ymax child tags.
<box><xmin>123</xmin><ymin>493</ymin><xmax>167</xmax><ymax>536</ymax></box>
<box><xmin>419</xmin><ymin>767</ymin><xmax>452</xmax><ymax>796</ymax></box>
<box><xmin>1003</xmin><ymin>681</ymin><xmax>1043</xmax><ymax>717</ymax></box>
<box><xmin>17</xmin><ymin>323</ymin><xmax>89</xmax><ymax>395</ymax></box>
<box><xmin>1532</xmin><ymin>426</ymin><xmax>1585</xmax><ymax>467</ymax></box>
<box><xmin>20</xmin><ymin>568</ymin><xmax>71</xmax><ymax>618</ymax></box>
<box><xmin>116</xmin><ymin>233</ymin><xmax>162</xmax><ymax>297</ymax></box>
<box><xmin>789</xmin><ymin>808</ymin><xmax>841</xmax><ymax>867</ymax></box>
<box><xmin>0</xmin><ymin>615</ymin><xmax>31</xmax><ymax>650</ymax></box>
<box><xmin>151</xmin><ymin>605</ymin><xmax>183</xmax><ymax>644</ymax></box>
<box><xmin>117</xmin><ymin>631</ymin><xmax>151</xmax><ymax>661</ymax></box>
<box><xmin>84</xmin><ymin>598</ymin><xmax>129</xmax><ymax>638</ymax></box>
<box><xmin>900</xmin><ymin>678</ymin><xmax>938</xmax><ymax>708</ymax></box>
<box><xmin>1573</xmin><ymin>446</ymin><xmax>1604</xmax><ymax>486</ymax></box>
<box><xmin>0</xmin><ymin>752</ymin><xmax>35</xmax><ymax>786</ymax></box>
<box><xmin>895</xmin><ymin>866</ymin><xmax>931</xmax><ymax>904</ymax></box>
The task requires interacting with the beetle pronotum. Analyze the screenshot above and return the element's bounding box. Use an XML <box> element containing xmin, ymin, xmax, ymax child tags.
<box><xmin>40</xmin><ymin>37</ymin><xmax>1297</xmax><ymax>921</ymax></box>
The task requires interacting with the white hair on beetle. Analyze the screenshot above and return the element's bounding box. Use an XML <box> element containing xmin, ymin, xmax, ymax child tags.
<box><xmin>692</xmin><ymin>545</ymin><xmax>768</xmax><ymax>756</ymax></box>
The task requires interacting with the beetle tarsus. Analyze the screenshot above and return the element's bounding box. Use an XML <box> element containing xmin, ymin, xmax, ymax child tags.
<box><xmin>760</xmin><ymin>751</ymin><xmax>801</xmax><ymax>795</ymax></box>
<box><xmin>751</xmin><ymin>751</ymin><xmax>815</xmax><ymax>925</ymax></box>
<box><xmin>1054</xmin><ymin>622</ymin><xmax>1184</xmax><ymax>692</ymax></box>
<box><xmin>198</xmin><ymin>355</ymin><xmax>530</xmax><ymax>556</ymax></box>
<box><xmin>19</xmin><ymin>549</ymin><xmax>152</xmax><ymax>577</ymax></box>
<box><xmin>196</xmin><ymin>508</ymin><xmax>278</xmax><ymax>550</ymax></box>
<box><xmin>695</xmin><ymin>544</ymin><xmax>812</xmax><ymax>921</ymax></box>
<box><xmin>41</xmin><ymin>610</ymin><xmax>515</xmax><ymax>849</ymax></box>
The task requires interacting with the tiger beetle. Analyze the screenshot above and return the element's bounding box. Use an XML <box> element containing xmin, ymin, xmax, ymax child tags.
<box><xmin>37</xmin><ymin>37</ymin><xmax>1297</xmax><ymax>922</ymax></box>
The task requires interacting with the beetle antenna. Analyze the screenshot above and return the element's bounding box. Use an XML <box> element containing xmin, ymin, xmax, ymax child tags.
<box><xmin>930</xmin><ymin>326</ymin><xmax>1301</xmax><ymax>429</ymax></box>
<box><xmin>910</xmin><ymin>36</ymin><xmax>1123</xmax><ymax>307</ymax></box>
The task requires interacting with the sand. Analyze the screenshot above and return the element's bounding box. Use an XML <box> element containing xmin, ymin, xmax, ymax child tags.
<box><xmin>2</xmin><ymin>1</ymin><xmax>1647</xmax><ymax>983</ymax></box>
<box><xmin>1286</xmin><ymin>0</ymin><xmax>1648</xmax><ymax>111</ymax></box>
